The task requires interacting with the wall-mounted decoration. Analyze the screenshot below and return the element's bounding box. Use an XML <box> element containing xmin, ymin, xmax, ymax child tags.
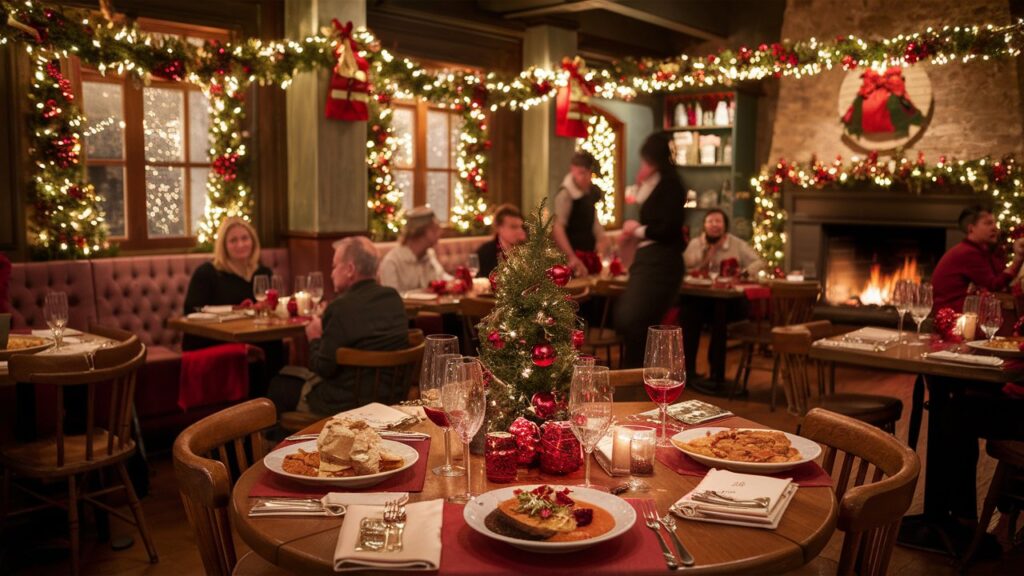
<box><xmin>839</xmin><ymin>66</ymin><xmax>932</xmax><ymax>153</ymax></box>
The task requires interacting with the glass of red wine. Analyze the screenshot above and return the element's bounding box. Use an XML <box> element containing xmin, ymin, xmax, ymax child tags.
<box><xmin>643</xmin><ymin>325</ymin><xmax>686</xmax><ymax>447</ymax></box>
<box><xmin>420</xmin><ymin>334</ymin><xmax>464</xmax><ymax>477</ymax></box>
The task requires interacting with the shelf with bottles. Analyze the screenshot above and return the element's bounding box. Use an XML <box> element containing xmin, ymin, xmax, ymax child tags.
<box><xmin>670</xmin><ymin>129</ymin><xmax>733</xmax><ymax>168</ymax></box>
<box><xmin>664</xmin><ymin>92</ymin><xmax>735</xmax><ymax>130</ymax></box>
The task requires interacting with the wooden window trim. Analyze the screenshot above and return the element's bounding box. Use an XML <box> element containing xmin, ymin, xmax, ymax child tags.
<box><xmin>394</xmin><ymin>99</ymin><xmax>461</xmax><ymax>219</ymax></box>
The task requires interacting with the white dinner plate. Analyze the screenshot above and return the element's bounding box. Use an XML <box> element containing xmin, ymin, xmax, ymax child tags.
<box><xmin>670</xmin><ymin>427</ymin><xmax>822</xmax><ymax>474</ymax></box>
<box><xmin>263</xmin><ymin>439</ymin><xmax>418</xmax><ymax>489</ymax></box>
<box><xmin>186</xmin><ymin>312</ymin><xmax>219</xmax><ymax>322</ymax></box>
<box><xmin>684</xmin><ymin>277</ymin><xmax>713</xmax><ymax>286</ymax></box>
<box><xmin>965</xmin><ymin>338</ymin><xmax>1024</xmax><ymax>358</ymax></box>
<box><xmin>463</xmin><ymin>484</ymin><xmax>636</xmax><ymax>553</ymax></box>
<box><xmin>403</xmin><ymin>290</ymin><xmax>440</xmax><ymax>301</ymax></box>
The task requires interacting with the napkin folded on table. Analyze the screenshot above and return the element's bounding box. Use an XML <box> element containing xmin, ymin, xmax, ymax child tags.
<box><xmin>924</xmin><ymin>350</ymin><xmax>1004</xmax><ymax>367</ymax></box>
<box><xmin>403</xmin><ymin>291</ymin><xmax>439</xmax><ymax>302</ymax></box>
<box><xmin>671</xmin><ymin>468</ymin><xmax>798</xmax><ymax>529</ymax></box>
<box><xmin>812</xmin><ymin>339</ymin><xmax>878</xmax><ymax>352</ymax></box>
<box><xmin>334</xmin><ymin>499</ymin><xmax>442</xmax><ymax>572</ymax></box>
<box><xmin>202</xmin><ymin>305</ymin><xmax>235</xmax><ymax>314</ymax></box>
<box><xmin>324</xmin><ymin>492</ymin><xmax>410</xmax><ymax>507</ymax></box>
<box><xmin>842</xmin><ymin>327</ymin><xmax>899</xmax><ymax>343</ymax></box>
<box><xmin>334</xmin><ymin>402</ymin><xmax>419</xmax><ymax>429</ymax></box>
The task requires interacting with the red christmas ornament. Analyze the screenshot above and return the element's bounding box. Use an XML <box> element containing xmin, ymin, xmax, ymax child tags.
<box><xmin>841</xmin><ymin>54</ymin><xmax>857</xmax><ymax>70</ymax></box>
<box><xmin>508</xmin><ymin>417</ymin><xmax>541</xmax><ymax>467</ymax></box>
<box><xmin>539</xmin><ymin>421</ymin><xmax>582</xmax><ymax>475</ymax></box>
<box><xmin>488</xmin><ymin>270</ymin><xmax>499</xmax><ymax>293</ymax></box>
<box><xmin>153</xmin><ymin>59</ymin><xmax>186</xmax><ymax>81</ymax></box>
<box><xmin>934</xmin><ymin>307</ymin><xmax>959</xmax><ymax>341</ymax></box>
<box><xmin>428</xmin><ymin>279</ymin><xmax>448</xmax><ymax>295</ymax></box>
<box><xmin>454</xmin><ymin>265</ymin><xmax>473</xmax><ymax>286</ymax></box>
<box><xmin>531</xmin><ymin>391</ymin><xmax>563</xmax><ymax>420</ymax></box>
<box><xmin>448</xmin><ymin>279</ymin><xmax>469</xmax><ymax>295</ymax></box>
<box><xmin>487</xmin><ymin>330</ymin><xmax>504</xmax><ymax>349</ymax></box>
<box><xmin>545</xmin><ymin>264</ymin><xmax>573</xmax><ymax>287</ymax></box>
<box><xmin>286</xmin><ymin>297</ymin><xmax>299</xmax><ymax>317</ymax></box>
<box><xmin>532</xmin><ymin>342</ymin><xmax>556</xmax><ymax>367</ymax></box>
<box><xmin>572</xmin><ymin>329</ymin><xmax>585</xmax><ymax>349</ymax></box>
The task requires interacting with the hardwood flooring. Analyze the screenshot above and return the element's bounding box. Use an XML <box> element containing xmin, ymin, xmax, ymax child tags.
<box><xmin>2</xmin><ymin>335</ymin><xmax>1020</xmax><ymax>575</ymax></box>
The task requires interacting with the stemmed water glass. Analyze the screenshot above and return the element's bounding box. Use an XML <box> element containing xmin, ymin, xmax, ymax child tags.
<box><xmin>466</xmin><ymin>254</ymin><xmax>480</xmax><ymax>278</ymax></box>
<box><xmin>568</xmin><ymin>365</ymin><xmax>613</xmax><ymax>489</ymax></box>
<box><xmin>307</xmin><ymin>271</ymin><xmax>324</xmax><ymax>313</ymax></box>
<box><xmin>708</xmin><ymin>267</ymin><xmax>720</xmax><ymax>287</ymax></box>
<box><xmin>441</xmin><ymin>356</ymin><xmax>486</xmax><ymax>503</ymax></box>
<box><xmin>908</xmin><ymin>282</ymin><xmax>932</xmax><ymax>344</ymax></box>
<box><xmin>420</xmin><ymin>335</ymin><xmax>464</xmax><ymax>477</ymax></box>
<box><xmin>252</xmin><ymin>274</ymin><xmax>270</xmax><ymax>324</ymax></box>
<box><xmin>892</xmin><ymin>280</ymin><xmax>915</xmax><ymax>343</ymax></box>
<box><xmin>643</xmin><ymin>325</ymin><xmax>686</xmax><ymax>447</ymax></box>
<box><xmin>44</xmin><ymin>292</ymin><xmax>69</xmax><ymax>351</ymax></box>
<box><xmin>980</xmin><ymin>297</ymin><xmax>1003</xmax><ymax>342</ymax></box>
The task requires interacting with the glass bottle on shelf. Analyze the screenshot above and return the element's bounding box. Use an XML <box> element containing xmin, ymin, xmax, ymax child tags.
<box><xmin>693</xmin><ymin>101</ymin><xmax>702</xmax><ymax>126</ymax></box>
<box><xmin>674</xmin><ymin>102</ymin><xmax>688</xmax><ymax>127</ymax></box>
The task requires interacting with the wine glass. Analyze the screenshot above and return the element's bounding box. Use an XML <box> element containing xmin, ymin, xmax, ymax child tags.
<box><xmin>892</xmin><ymin>280</ymin><xmax>915</xmax><ymax>343</ymax></box>
<box><xmin>568</xmin><ymin>365</ymin><xmax>613</xmax><ymax>488</ymax></box>
<box><xmin>708</xmin><ymin>267</ymin><xmax>720</xmax><ymax>287</ymax></box>
<box><xmin>643</xmin><ymin>325</ymin><xmax>686</xmax><ymax>447</ymax></box>
<box><xmin>466</xmin><ymin>254</ymin><xmax>480</xmax><ymax>278</ymax></box>
<box><xmin>980</xmin><ymin>297</ymin><xmax>1003</xmax><ymax>342</ymax></box>
<box><xmin>44</xmin><ymin>292</ymin><xmax>69</xmax><ymax>351</ymax></box>
<box><xmin>420</xmin><ymin>335</ymin><xmax>464</xmax><ymax>477</ymax></box>
<box><xmin>909</xmin><ymin>282</ymin><xmax>933</xmax><ymax>344</ymax></box>
<box><xmin>441</xmin><ymin>356</ymin><xmax>486</xmax><ymax>503</ymax></box>
<box><xmin>307</xmin><ymin>271</ymin><xmax>324</xmax><ymax>313</ymax></box>
<box><xmin>252</xmin><ymin>274</ymin><xmax>270</xmax><ymax>324</ymax></box>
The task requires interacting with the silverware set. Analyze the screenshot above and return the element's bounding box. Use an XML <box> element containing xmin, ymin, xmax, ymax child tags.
<box><xmin>248</xmin><ymin>497</ymin><xmax>347</xmax><ymax>517</ymax></box>
<box><xmin>355</xmin><ymin>495</ymin><xmax>408</xmax><ymax>553</ymax></box>
<box><xmin>383</xmin><ymin>497</ymin><xmax>408</xmax><ymax>552</ymax></box>
<box><xmin>640</xmin><ymin>499</ymin><xmax>694</xmax><ymax>569</ymax></box>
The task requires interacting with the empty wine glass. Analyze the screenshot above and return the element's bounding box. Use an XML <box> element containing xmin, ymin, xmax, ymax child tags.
<box><xmin>441</xmin><ymin>356</ymin><xmax>486</xmax><ymax>503</ymax></box>
<box><xmin>708</xmin><ymin>268</ymin><xmax>720</xmax><ymax>287</ymax></box>
<box><xmin>420</xmin><ymin>334</ymin><xmax>464</xmax><ymax>477</ymax></box>
<box><xmin>644</xmin><ymin>325</ymin><xmax>686</xmax><ymax>447</ymax></box>
<box><xmin>252</xmin><ymin>274</ymin><xmax>270</xmax><ymax>324</ymax></box>
<box><xmin>569</xmin><ymin>365</ymin><xmax>613</xmax><ymax>488</ymax></box>
<box><xmin>909</xmin><ymin>282</ymin><xmax>933</xmax><ymax>344</ymax></box>
<box><xmin>45</xmin><ymin>292</ymin><xmax>69</xmax><ymax>350</ymax></box>
<box><xmin>307</xmin><ymin>271</ymin><xmax>325</xmax><ymax>312</ymax></box>
<box><xmin>892</xmin><ymin>280</ymin><xmax>915</xmax><ymax>343</ymax></box>
<box><xmin>466</xmin><ymin>254</ymin><xmax>480</xmax><ymax>278</ymax></box>
<box><xmin>980</xmin><ymin>297</ymin><xmax>1003</xmax><ymax>342</ymax></box>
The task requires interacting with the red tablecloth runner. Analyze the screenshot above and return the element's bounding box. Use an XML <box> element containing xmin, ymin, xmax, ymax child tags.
<box><xmin>248</xmin><ymin>438</ymin><xmax>431</xmax><ymax>497</ymax></box>
<box><xmin>655</xmin><ymin>446</ymin><xmax>832</xmax><ymax>487</ymax></box>
<box><xmin>439</xmin><ymin>499</ymin><xmax>670</xmax><ymax>575</ymax></box>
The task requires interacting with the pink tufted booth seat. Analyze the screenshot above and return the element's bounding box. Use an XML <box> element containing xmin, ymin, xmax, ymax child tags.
<box><xmin>8</xmin><ymin>260</ymin><xmax>98</xmax><ymax>331</ymax></box>
<box><xmin>374</xmin><ymin>235</ymin><xmax>490</xmax><ymax>274</ymax></box>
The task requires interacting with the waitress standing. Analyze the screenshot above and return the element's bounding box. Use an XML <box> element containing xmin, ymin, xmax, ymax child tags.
<box><xmin>614</xmin><ymin>133</ymin><xmax>686</xmax><ymax>368</ymax></box>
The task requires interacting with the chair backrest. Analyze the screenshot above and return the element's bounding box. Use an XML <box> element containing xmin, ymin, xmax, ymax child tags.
<box><xmin>172</xmin><ymin>398</ymin><xmax>277</xmax><ymax>576</ymax></box>
<box><xmin>772</xmin><ymin>320</ymin><xmax>832</xmax><ymax>418</ymax></box>
<box><xmin>608</xmin><ymin>368</ymin><xmax>648</xmax><ymax>402</ymax></box>
<box><xmin>407</xmin><ymin>328</ymin><xmax>425</xmax><ymax>347</ymax></box>
<box><xmin>592</xmin><ymin>280</ymin><xmax>626</xmax><ymax>332</ymax></box>
<box><xmin>460</xmin><ymin>296</ymin><xmax>495</xmax><ymax>355</ymax></box>
<box><xmin>335</xmin><ymin>340</ymin><xmax>426</xmax><ymax>405</ymax></box>
<box><xmin>801</xmin><ymin>408</ymin><xmax>921</xmax><ymax>576</ymax></box>
<box><xmin>10</xmin><ymin>336</ymin><xmax>146</xmax><ymax>468</ymax></box>
<box><xmin>769</xmin><ymin>281</ymin><xmax>820</xmax><ymax>328</ymax></box>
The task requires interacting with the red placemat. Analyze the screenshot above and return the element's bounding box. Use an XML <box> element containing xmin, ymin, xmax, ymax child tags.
<box><xmin>655</xmin><ymin>446</ymin><xmax>832</xmax><ymax>487</ymax></box>
<box><xmin>249</xmin><ymin>438</ymin><xmax>431</xmax><ymax>497</ymax></box>
<box><xmin>439</xmin><ymin>499</ymin><xmax>671</xmax><ymax>575</ymax></box>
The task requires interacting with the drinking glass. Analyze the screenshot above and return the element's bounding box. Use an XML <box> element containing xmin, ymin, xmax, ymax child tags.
<box><xmin>980</xmin><ymin>297</ymin><xmax>1003</xmax><ymax>342</ymax></box>
<box><xmin>708</xmin><ymin>269</ymin><xmax>720</xmax><ymax>286</ymax></box>
<box><xmin>307</xmin><ymin>271</ymin><xmax>325</xmax><ymax>312</ymax></box>
<box><xmin>44</xmin><ymin>292</ymin><xmax>69</xmax><ymax>350</ymax></box>
<box><xmin>643</xmin><ymin>325</ymin><xmax>686</xmax><ymax>447</ymax></box>
<box><xmin>892</xmin><ymin>280</ymin><xmax>915</xmax><ymax>343</ymax></box>
<box><xmin>441</xmin><ymin>356</ymin><xmax>486</xmax><ymax>503</ymax></box>
<box><xmin>252</xmin><ymin>274</ymin><xmax>270</xmax><ymax>324</ymax></box>
<box><xmin>568</xmin><ymin>365</ymin><xmax>613</xmax><ymax>488</ymax></box>
<box><xmin>962</xmin><ymin>295</ymin><xmax>980</xmax><ymax>341</ymax></box>
<box><xmin>466</xmin><ymin>254</ymin><xmax>480</xmax><ymax>278</ymax></box>
<box><xmin>909</xmin><ymin>282</ymin><xmax>933</xmax><ymax>344</ymax></box>
<box><xmin>292</xmin><ymin>275</ymin><xmax>307</xmax><ymax>315</ymax></box>
<box><xmin>420</xmin><ymin>335</ymin><xmax>464</xmax><ymax>477</ymax></box>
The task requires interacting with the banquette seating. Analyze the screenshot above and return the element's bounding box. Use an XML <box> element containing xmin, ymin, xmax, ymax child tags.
<box><xmin>4</xmin><ymin>235</ymin><xmax>489</xmax><ymax>441</ymax></box>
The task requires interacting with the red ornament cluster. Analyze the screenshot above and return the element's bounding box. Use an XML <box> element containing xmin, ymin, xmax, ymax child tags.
<box><xmin>934</xmin><ymin>307</ymin><xmax>960</xmax><ymax>341</ymax></box>
<box><xmin>213</xmin><ymin>153</ymin><xmax>240</xmax><ymax>182</ymax></box>
<box><xmin>508</xmin><ymin>417</ymin><xmax>541</xmax><ymax>467</ymax></box>
<box><xmin>539</xmin><ymin>421</ymin><xmax>582</xmax><ymax>475</ymax></box>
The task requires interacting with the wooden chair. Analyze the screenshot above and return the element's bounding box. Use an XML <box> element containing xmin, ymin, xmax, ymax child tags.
<box><xmin>584</xmin><ymin>279</ymin><xmax>626</xmax><ymax>368</ymax></box>
<box><xmin>460</xmin><ymin>296</ymin><xmax>496</xmax><ymax>355</ymax></box>
<box><xmin>731</xmin><ymin>280</ymin><xmax>820</xmax><ymax>409</ymax></box>
<box><xmin>961</xmin><ymin>439</ymin><xmax>1024</xmax><ymax>569</ymax></box>
<box><xmin>607</xmin><ymin>368</ymin><xmax>649</xmax><ymax>402</ymax></box>
<box><xmin>1</xmin><ymin>337</ymin><xmax>158</xmax><ymax>575</ymax></box>
<box><xmin>773</xmin><ymin>321</ymin><xmax>903</xmax><ymax>433</ymax></box>
<box><xmin>799</xmin><ymin>408</ymin><xmax>921</xmax><ymax>576</ymax></box>
<box><xmin>172</xmin><ymin>398</ymin><xmax>277</xmax><ymax>576</ymax></box>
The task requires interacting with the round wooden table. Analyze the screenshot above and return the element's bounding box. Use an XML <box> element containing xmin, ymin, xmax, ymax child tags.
<box><xmin>232</xmin><ymin>402</ymin><xmax>837</xmax><ymax>575</ymax></box>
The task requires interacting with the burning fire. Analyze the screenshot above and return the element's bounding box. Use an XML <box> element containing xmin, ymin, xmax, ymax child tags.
<box><xmin>857</xmin><ymin>257</ymin><xmax>920</xmax><ymax>305</ymax></box>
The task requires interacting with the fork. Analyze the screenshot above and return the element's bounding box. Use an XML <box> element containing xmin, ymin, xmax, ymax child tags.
<box><xmin>659</xmin><ymin>512</ymin><xmax>695</xmax><ymax>567</ymax></box>
<box><xmin>641</xmin><ymin>500</ymin><xmax>679</xmax><ymax>570</ymax></box>
<box><xmin>387</xmin><ymin>502</ymin><xmax>407</xmax><ymax>552</ymax></box>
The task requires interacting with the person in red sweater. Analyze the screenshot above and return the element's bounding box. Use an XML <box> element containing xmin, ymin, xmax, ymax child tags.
<box><xmin>930</xmin><ymin>204</ymin><xmax>1024</xmax><ymax>313</ymax></box>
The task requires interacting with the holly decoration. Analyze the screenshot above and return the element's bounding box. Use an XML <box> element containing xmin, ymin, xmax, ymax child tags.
<box><xmin>546</xmin><ymin>264</ymin><xmax>573</xmax><ymax>287</ymax></box>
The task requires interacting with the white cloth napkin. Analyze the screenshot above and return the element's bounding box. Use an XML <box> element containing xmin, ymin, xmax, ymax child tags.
<box><xmin>334</xmin><ymin>403</ymin><xmax>417</xmax><ymax>429</ymax></box>
<box><xmin>324</xmin><ymin>492</ymin><xmax>410</xmax><ymax>507</ymax></box>
<box><xmin>186</xmin><ymin>312</ymin><xmax>219</xmax><ymax>322</ymax></box>
<box><xmin>842</xmin><ymin>327</ymin><xmax>899</xmax><ymax>343</ymax></box>
<box><xmin>202</xmin><ymin>305</ymin><xmax>235</xmax><ymax>314</ymax></box>
<box><xmin>813</xmin><ymin>339</ymin><xmax>878</xmax><ymax>352</ymax></box>
<box><xmin>334</xmin><ymin>499</ymin><xmax>442</xmax><ymax>572</ymax></box>
<box><xmin>403</xmin><ymin>291</ymin><xmax>439</xmax><ymax>302</ymax></box>
<box><xmin>924</xmin><ymin>351</ymin><xmax>1004</xmax><ymax>367</ymax></box>
<box><xmin>37</xmin><ymin>340</ymin><xmax>103</xmax><ymax>356</ymax></box>
<box><xmin>672</xmin><ymin>468</ymin><xmax>798</xmax><ymax>529</ymax></box>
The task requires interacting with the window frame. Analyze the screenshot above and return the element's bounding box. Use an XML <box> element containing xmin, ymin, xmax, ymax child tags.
<box><xmin>391</xmin><ymin>99</ymin><xmax>464</xmax><ymax>222</ymax></box>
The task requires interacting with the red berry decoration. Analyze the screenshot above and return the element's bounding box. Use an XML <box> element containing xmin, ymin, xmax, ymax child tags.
<box><xmin>532</xmin><ymin>342</ymin><xmax>556</xmax><ymax>367</ymax></box>
<box><xmin>286</xmin><ymin>297</ymin><xmax>299</xmax><ymax>317</ymax></box>
<box><xmin>545</xmin><ymin>264</ymin><xmax>573</xmax><ymax>287</ymax></box>
<box><xmin>487</xmin><ymin>330</ymin><xmax>505</xmax><ymax>350</ymax></box>
<box><xmin>572</xmin><ymin>329</ymin><xmax>585</xmax><ymax>349</ymax></box>
<box><xmin>488</xmin><ymin>270</ymin><xmax>499</xmax><ymax>293</ymax></box>
<box><xmin>265</xmin><ymin>289</ymin><xmax>279</xmax><ymax>311</ymax></box>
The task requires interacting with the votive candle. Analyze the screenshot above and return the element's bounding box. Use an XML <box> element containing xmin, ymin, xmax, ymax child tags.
<box><xmin>611</xmin><ymin>426</ymin><xmax>634</xmax><ymax>474</ymax></box>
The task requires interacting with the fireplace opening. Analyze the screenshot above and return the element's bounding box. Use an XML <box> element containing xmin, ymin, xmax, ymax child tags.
<box><xmin>823</xmin><ymin>224</ymin><xmax>947</xmax><ymax>306</ymax></box>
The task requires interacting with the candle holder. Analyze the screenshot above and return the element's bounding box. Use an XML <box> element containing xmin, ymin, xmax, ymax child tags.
<box><xmin>630</xmin><ymin>430</ymin><xmax>656</xmax><ymax>476</ymax></box>
<box><xmin>485</xmin><ymin>432</ymin><xmax>518</xmax><ymax>483</ymax></box>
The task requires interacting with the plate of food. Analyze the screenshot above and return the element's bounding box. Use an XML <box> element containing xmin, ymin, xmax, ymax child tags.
<box><xmin>670</xmin><ymin>427</ymin><xmax>821</xmax><ymax>474</ymax></box>
<box><xmin>264</xmin><ymin>419</ymin><xmax>418</xmax><ymax>488</ymax></box>
<box><xmin>463</xmin><ymin>484</ymin><xmax>635</xmax><ymax>553</ymax></box>
<box><xmin>965</xmin><ymin>337</ymin><xmax>1024</xmax><ymax>358</ymax></box>
<box><xmin>0</xmin><ymin>335</ymin><xmax>52</xmax><ymax>360</ymax></box>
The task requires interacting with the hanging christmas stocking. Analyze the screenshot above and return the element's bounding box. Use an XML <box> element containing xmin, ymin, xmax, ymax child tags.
<box><xmin>325</xmin><ymin>19</ymin><xmax>370</xmax><ymax>122</ymax></box>
<box><xmin>555</xmin><ymin>56</ymin><xmax>595</xmax><ymax>138</ymax></box>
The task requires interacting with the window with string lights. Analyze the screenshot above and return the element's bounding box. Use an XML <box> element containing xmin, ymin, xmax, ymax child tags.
<box><xmin>390</xmin><ymin>99</ymin><xmax>465</xmax><ymax>223</ymax></box>
<box><xmin>577</xmin><ymin>105</ymin><xmax>624</xmax><ymax>228</ymax></box>
<box><xmin>70</xmin><ymin>18</ymin><xmax>230</xmax><ymax>251</ymax></box>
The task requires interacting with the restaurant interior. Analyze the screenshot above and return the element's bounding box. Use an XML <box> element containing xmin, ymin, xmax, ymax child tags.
<box><xmin>1</xmin><ymin>0</ymin><xmax>1024</xmax><ymax>574</ymax></box>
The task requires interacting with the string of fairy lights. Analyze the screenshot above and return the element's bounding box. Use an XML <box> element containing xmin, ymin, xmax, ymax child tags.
<box><xmin>3</xmin><ymin>0</ymin><xmax>1024</xmax><ymax>258</ymax></box>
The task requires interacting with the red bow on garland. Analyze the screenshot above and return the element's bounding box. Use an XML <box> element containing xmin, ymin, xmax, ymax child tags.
<box><xmin>324</xmin><ymin>19</ymin><xmax>371</xmax><ymax>122</ymax></box>
<box><xmin>841</xmin><ymin>66</ymin><xmax>923</xmax><ymax>138</ymax></box>
<box><xmin>555</xmin><ymin>56</ymin><xmax>596</xmax><ymax>139</ymax></box>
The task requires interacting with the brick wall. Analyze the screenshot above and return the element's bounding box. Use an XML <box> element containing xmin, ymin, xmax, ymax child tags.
<box><xmin>768</xmin><ymin>0</ymin><xmax>1024</xmax><ymax>163</ymax></box>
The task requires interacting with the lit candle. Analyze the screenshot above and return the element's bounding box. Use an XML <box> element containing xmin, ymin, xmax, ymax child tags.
<box><xmin>295</xmin><ymin>290</ymin><xmax>311</xmax><ymax>315</ymax></box>
<box><xmin>612</xmin><ymin>426</ymin><xmax>634</xmax><ymax>473</ymax></box>
<box><xmin>960</xmin><ymin>312</ymin><xmax>977</xmax><ymax>341</ymax></box>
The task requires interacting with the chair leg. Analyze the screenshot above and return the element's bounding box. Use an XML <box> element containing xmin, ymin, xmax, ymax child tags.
<box><xmin>960</xmin><ymin>461</ymin><xmax>1007</xmax><ymax>570</ymax></box>
<box><xmin>68</xmin><ymin>474</ymin><xmax>80</xmax><ymax>576</ymax></box>
<box><xmin>769</xmin><ymin>355</ymin><xmax>781</xmax><ymax>412</ymax></box>
<box><xmin>908</xmin><ymin>374</ymin><xmax>926</xmax><ymax>451</ymax></box>
<box><xmin>116</xmin><ymin>463</ymin><xmax>158</xmax><ymax>563</ymax></box>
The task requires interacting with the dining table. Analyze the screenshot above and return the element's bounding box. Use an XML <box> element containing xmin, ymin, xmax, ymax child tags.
<box><xmin>231</xmin><ymin>401</ymin><xmax>837</xmax><ymax>575</ymax></box>
<box><xmin>168</xmin><ymin>314</ymin><xmax>310</xmax><ymax>344</ymax></box>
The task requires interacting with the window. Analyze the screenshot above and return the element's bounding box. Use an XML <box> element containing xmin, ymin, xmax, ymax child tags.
<box><xmin>391</xmin><ymin>100</ymin><xmax>464</xmax><ymax>222</ymax></box>
<box><xmin>73</xmin><ymin>19</ymin><xmax>230</xmax><ymax>250</ymax></box>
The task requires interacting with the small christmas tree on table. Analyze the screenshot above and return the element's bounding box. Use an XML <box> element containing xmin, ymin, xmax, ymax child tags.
<box><xmin>478</xmin><ymin>200</ymin><xmax>583</xmax><ymax>432</ymax></box>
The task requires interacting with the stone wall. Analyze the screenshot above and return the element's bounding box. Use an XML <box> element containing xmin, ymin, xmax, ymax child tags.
<box><xmin>768</xmin><ymin>0</ymin><xmax>1023</xmax><ymax>163</ymax></box>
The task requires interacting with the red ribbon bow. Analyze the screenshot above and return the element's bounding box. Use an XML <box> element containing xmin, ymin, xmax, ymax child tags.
<box><xmin>857</xmin><ymin>66</ymin><xmax>908</xmax><ymax>98</ymax></box>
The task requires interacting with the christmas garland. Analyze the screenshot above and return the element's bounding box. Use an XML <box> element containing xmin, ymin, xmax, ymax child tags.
<box><xmin>366</xmin><ymin>95</ymin><xmax>402</xmax><ymax>241</ymax></box>
<box><xmin>751</xmin><ymin>153</ymin><xmax>1024</xmax><ymax>268</ymax></box>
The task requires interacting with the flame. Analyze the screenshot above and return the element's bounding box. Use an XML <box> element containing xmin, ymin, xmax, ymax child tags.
<box><xmin>858</xmin><ymin>257</ymin><xmax>920</xmax><ymax>305</ymax></box>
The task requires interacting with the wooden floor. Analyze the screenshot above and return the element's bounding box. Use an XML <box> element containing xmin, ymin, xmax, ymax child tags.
<box><xmin>2</xmin><ymin>335</ymin><xmax>1021</xmax><ymax>575</ymax></box>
